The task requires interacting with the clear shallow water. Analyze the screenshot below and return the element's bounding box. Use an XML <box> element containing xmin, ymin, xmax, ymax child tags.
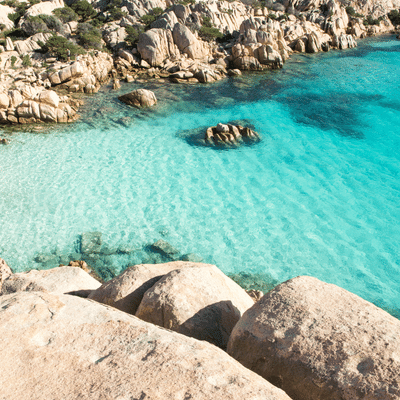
<box><xmin>1</xmin><ymin>35</ymin><xmax>399</xmax><ymax>316</ymax></box>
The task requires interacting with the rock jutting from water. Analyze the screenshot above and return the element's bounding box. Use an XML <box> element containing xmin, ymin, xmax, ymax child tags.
<box><xmin>118</xmin><ymin>88</ymin><xmax>157</xmax><ymax>108</ymax></box>
<box><xmin>204</xmin><ymin>123</ymin><xmax>261</xmax><ymax>147</ymax></box>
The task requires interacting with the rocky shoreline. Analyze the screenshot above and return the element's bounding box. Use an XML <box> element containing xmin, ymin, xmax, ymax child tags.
<box><xmin>0</xmin><ymin>0</ymin><xmax>398</xmax><ymax>129</ymax></box>
<box><xmin>1</xmin><ymin>257</ymin><xmax>399</xmax><ymax>399</ymax></box>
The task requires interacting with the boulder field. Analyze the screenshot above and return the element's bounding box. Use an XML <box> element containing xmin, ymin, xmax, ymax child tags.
<box><xmin>0</xmin><ymin>259</ymin><xmax>399</xmax><ymax>399</ymax></box>
<box><xmin>0</xmin><ymin>0</ymin><xmax>398</xmax><ymax>125</ymax></box>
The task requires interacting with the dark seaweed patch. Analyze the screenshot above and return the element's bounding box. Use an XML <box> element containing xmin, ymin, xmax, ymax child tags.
<box><xmin>276</xmin><ymin>92</ymin><xmax>384</xmax><ymax>138</ymax></box>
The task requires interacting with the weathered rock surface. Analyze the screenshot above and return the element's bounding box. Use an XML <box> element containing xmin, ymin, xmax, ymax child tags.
<box><xmin>205</xmin><ymin>123</ymin><xmax>260</xmax><ymax>147</ymax></box>
<box><xmin>23</xmin><ymin>0</ymin><xmax>64</xmax><ymax>18</ymax></box>
<box><xmin>0</xmin><ymin>258</ymin><xmax>12</xmax><ymax>292</ymax></box>
<box><xmin>0</xmin><ymin>291</ymin><xmax>292</xmax><ymax>400</ymax></box>
<box><xmin>0</xmin><ymin>266</ymin><xmax>101</xmax><ymax>297</ymax></box>
<box><xmin>118</xmin><ymin>88</ymin><xmax>157</xmax><ymax>108</ymax></box>
<box><xmin>227</xmin><ymin>276</ymin><xmax>400</xmax><ymax>400</ymax></box>
<box><xmin>136</xmin><ymin>265</ymin><xmax>254</xmax><ymax>349</ymax></box>
<box><xmin>0</xmin><ymin>5</ymin><xmax>15</xmax><ymax>30</ymax></box>
<box><xmin>88</xmin><ymin>261</ymin><xmax>204</xmax><ymax>315</ymax></box>
<box><xmin>137</xmin><ymin>28</ymin><xmax>179</xmax><ymax>67</ymax></box>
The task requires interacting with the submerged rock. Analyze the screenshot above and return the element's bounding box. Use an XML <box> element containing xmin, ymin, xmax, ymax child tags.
<box><xmin>227</xmin><ymin>276</ymin><xmax>400</xmax><ymax>400</ymax></box>
<box><xmin>180</xmin><ymin>253</ymin><xmax>203</xmax><ymax>262</ymax></box>
<box><xmin>136</xmin><ymin>264</ymin><xmax>254</xmax><ymax>349</ymax></box>
<box><xmin>118</xmin><ymin>89</ymin><xmax>157</xmax><ymax>108</ymax></box>
<box><xmin>81</xmin><ymin>231</ymin><xmax>102</xmax><ymax>254</ymax></box>
<box><xmin>0</xmin><ymin>291</ymin><xmax>291</xmax><ymax>400</ymax></box>
<box><xmin>151</xmin><ymin>239</ymin><xmax>180</xmax><ymax>259</ymax></box>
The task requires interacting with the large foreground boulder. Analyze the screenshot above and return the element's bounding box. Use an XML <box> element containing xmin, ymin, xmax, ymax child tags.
<box><xmin>136</xmin><ymin>265</ymin><xmax>254</xmax><ymax>349</ymax></box>
<box><xmin>227</xmin><ymin>276</ymin><xmax>400</xmax><ymax>400</ymax></box>
<box><xmin>0</xmin><ymin>291</ymin><xmax>292</xmax><ymax>400</ymax></box>
<box><xmin>88</xmin><ymin>261</ymin><xmax>204</xmax><ymax>314</ymax></box>
<box><xmin>0</xmin><ymin>266</ymin><xmax>101</xmax><ymax>297</ymax></box>
<box><xmin>118</xmin><ymin>88</ymin><xmax>157</xmax><ymax>108</ymax></box>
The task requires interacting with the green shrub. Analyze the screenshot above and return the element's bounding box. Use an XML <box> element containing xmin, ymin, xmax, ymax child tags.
<box><xmin>363</xmin><ymin>15</ymin><xmax>382</xmax><ymax>26</ymax></box>
<box><xmin>202</xmin><ymin>16</ymin><xmax>212</xmax><ymax>28</ymax></box>
<box><xmin>104</xmin><ymin>0</ymin><xmax>127</xmax><ymax>21</ymax></box>
<box><xmin>176</xmin><ymin>0</ymin><xmax>195</xmax><ymax>5</ymax></box>
<box><xmin>21</xmin><ymin>54</ymin><xmax>31</xmax><ymax>66</ymax></box>
<box><xmin>10</xmin><ymin>55</ymin><xmax>17</xmax><ymax>67</ymax></box>
<box><xmin>107</xmin><ymin>7</ymin><xmax>127</xmax><ymax>21</ymax></box>
<box><xmin>2</xmin><ymin>28</ymin><xmax>27</xmax><ymax>40</ymax></box>
<box><xmin>140</xmin><ymin>7</ymin><xmax>164</xmax><ymax>26</ymax></box>
<box><xmin>198</xmin><ymin>26</ymin><xmax>223</xmax><ymax>41</ymax></box>
<box><xmin>39</xmin><ymin>14</ymin><xmax>64</xmax><ymax>33</ymax></box>
<box><xmin>388</xmin><ymin>9</ymin><xmax>400</xmax><ymax>25</ymax></box>
<box><xmin>21</xmin><ymin>16</ymin><xmax>49</xmax><ymax>36</ymax></box>
<box><xmin>71</xmin><ymin>0</ymin><xmax>97</xmax><ymax>21</ymax></box>
<box><xmin>198</xmin><ymin>15</ymin><xmax>223</xmax><ymax>42</ymax></box>
<box><xmin>22</xmin><ymin>14</ymin><xmax>64</xmax><ymax>35</ymax></box>
<box><xmin>252</xmin><ymin>0</ymin><xmax>271</xmax><ymax>9</ymax></box>
<box><xmin>40</xmin><ymin>35</ymin><xmax>85</xmax><ymax>60</ymax></box>
<box><xmin>345</xmin><ymin>6</ymin><xmax>363</xmax><ymax>18</ymax></box>
<box><xmin>89</xmin><ymin>15</ymin><xmax>106</xmax><ymax>27</ymax></box>
<box><xmin>7</xmin><ymin>1</ymin><xmax>28</xmax><ymax>24</ymax></box>
<box><xmin>76</xmin><ymin>22</ymin><xmax>102</xmax><ymax>49</ymax></box>
<box><xmin>53</xmin><ymin>6</ymin><xmax>79</xmax><ymax>23</ymax></box>
<box><xmin>125</xmin><ymin>25</ymin><xmax>144</xmax><ymax>46</ymax></box>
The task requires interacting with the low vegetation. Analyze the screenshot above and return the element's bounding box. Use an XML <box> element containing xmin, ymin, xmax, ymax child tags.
<box><xmin>388</xmin><ymin>9</ymin><xmax>400</xmax><ymax>25</ymax></box>
<box><xmin>52</xmin><ymin>7</ymin><xmax>79</xmax><ymax>23</ymax></box>
<box><xmin>38</xmin><ymin>35</ymin><xmax>85</xmax><ymax>61</ymax></box>
<box><xmin>125</xmin><ymin>25</ymin><xmax>144</xmax><ymax>46</ymax></box>
<box><xmin>198</xmin><ymin>15</ymin><xmax>223</xmax><ymax>42</ymax></box>
<box><xmin>140</xmin><ymin>7</ymin><xmax>164</xmax><ymax>26</ymax></box>
<box><xmin>345</xmin><ymin>6</ymin><xmax>364</xmax><ymax>18</ymax></box>
<box><xmin>105</xmin><ymin>0</ymin><xmax>127</xmax><ymax>22</ymax></box>
<box><xmin>76</xmin><ymin>22</ymin><xmax>103</xmax><ymax>49</ymax></box>
<box><xmin>70</xmin><ymin>0</ymin><xmax>97</xmax><ymax>22</ymax></box>
<box><xmin>363</xmin><ymin>15</ymin><xmax>383</xmax><ymax>26</ymax></box>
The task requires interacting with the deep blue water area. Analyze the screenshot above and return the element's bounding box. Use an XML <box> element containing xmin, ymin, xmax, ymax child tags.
<box><xmin>1</xmin><ymin>35</ymin><xmax>399</xmax><ymax>316</ymax></box>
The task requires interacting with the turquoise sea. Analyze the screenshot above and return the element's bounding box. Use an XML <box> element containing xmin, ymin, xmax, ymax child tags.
<box><xmin>1</xmin><ymin>35</ymin><xmax>399</xmax><ymax>316</ymax></box>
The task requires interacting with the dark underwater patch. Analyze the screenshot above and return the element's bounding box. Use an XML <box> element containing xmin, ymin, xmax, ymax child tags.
<box><xmin>276</xmin><ymin>92</ymin><xmax>385</xmax><ymax>138</ymax></box>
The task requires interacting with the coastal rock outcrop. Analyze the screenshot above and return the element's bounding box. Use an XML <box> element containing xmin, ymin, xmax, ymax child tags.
<box><xmin>0</xmin><ymin>258</ymin><xmax>12</xmax><ymax>292</ymax></box>
<box><xmin>0</xmin><ymin>88</ymin><xmax>76</xmax><ymax>124</ymax></box>
<box><xmin>0</xmin><ymin>291</ymin><xmax>292</xmax><ymax>400</ymax></box>
<box><xmin>136</xmin><ymin>264</ymin><xmax>254</xmax><ymax>349</ymax></box>
<box><xmin>137</xmin><ymin>28</ymin><xmax>180</xmax><ymax>67</ymax></box>
<box><xmin>0</xmin><ymin>266</ymin><xmax>101</xmax><ymax>297</ymax></box>
<box><xmin>118</xmin><ymin>88</ymin><xmax>157</xmax><ymax>108</ymax></box>
<box><xmin>227</xmin><ymin>275</ymin><xmax>400</xmax><ymax>400</ymax></box>
<box><xmin>205</xmin><ymin>123</ymin><xmax>261</xmax><ymax>147</ymax></box>
<box><xmin>88</xmin><ymin>261</ymin><xmax>203</xmax><ymax>314</ymax></box>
